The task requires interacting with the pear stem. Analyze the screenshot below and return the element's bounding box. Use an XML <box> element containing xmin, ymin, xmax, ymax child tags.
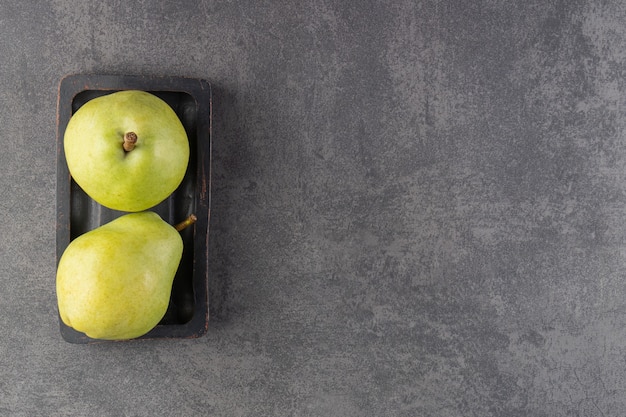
<box><xmin>123</xmin><ymin>132</ymin><xmax>138</xmax><ymax>152</ymax></box>
<box><xmin>174</xmin><ymin>214</ymin><xmax>197</xmax><ymax>232</ymax></box>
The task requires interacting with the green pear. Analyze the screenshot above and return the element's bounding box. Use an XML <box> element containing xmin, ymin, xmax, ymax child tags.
<box><xmin>56</xmin><ymin>212</ymin><xmax>191</xmax><ymax>340</ymax></box>
<box><xmin>63</xmin><ymin>90</ymin><xmax>190</xmax><ymax>212</ymax></box>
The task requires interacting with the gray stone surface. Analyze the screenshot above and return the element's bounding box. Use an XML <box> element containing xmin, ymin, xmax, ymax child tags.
<box><xmin>2</xmin><ymin>0</ymin><xmax>626</xmax><ymax>415</ymax></box>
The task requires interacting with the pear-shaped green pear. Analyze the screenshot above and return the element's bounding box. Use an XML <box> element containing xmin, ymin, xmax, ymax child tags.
<box><xmin>56</xmin><ymin>211</ymin><xmax>191</xmax><ymax>340</ymax></box>
<box><xmin>63</xmin><ymin>90</ymin><xmax>190</xmax><ymax>212</ymax></box>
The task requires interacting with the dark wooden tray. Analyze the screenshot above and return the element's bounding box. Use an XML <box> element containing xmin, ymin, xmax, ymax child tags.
<box><xmin>56</xmin><ymin>74</ymin><xmax>212</xmax><ymax>343</ymax></box>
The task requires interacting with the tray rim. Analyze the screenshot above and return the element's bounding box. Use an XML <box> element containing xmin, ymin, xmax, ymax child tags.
<box><xmin>56</xmin><ymin>73</ymin><xmax>212</xmax><ymax>344</ymax></box>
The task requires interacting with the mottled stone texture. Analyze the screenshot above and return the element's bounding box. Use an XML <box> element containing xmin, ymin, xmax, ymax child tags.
<box><xmin>2</xmin><ymin>0</ymin><xmax>626</xmax><ymax>415</ymax></box>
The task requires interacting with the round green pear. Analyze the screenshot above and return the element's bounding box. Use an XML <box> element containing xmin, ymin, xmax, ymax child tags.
<box><xmin>56</xmin><ymin>212</ymin><xmax>188</xmax><ymax>340</ymax></box>
<box><xmin>63</xmin><ymin>90</ymin><xmax>190</xmax><ymax>212</ymax></box>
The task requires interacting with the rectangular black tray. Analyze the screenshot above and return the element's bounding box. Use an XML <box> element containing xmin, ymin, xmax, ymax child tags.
<box><xmin>56</xmin><ymin>74</ymin><xmax>212</xmax><ymax>343</ymax></box>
